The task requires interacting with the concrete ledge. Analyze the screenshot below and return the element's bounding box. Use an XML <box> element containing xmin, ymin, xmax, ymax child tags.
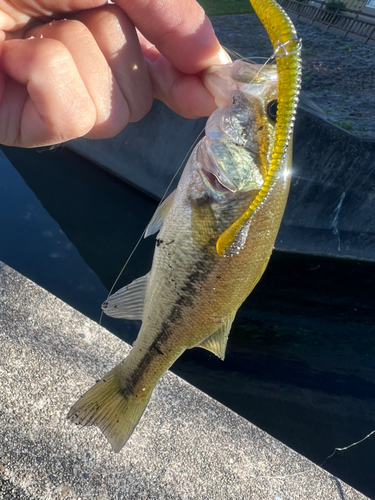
<box><xmin>69</xmin><ymin>100</ymin><xmax>207</xmax><ymax>200</ymax></box>
<box><xmin>68</xmin><ymin>100</ymin><xmax>375</xmax><ymax>262</ymax></box>
<box><xmin>0</xmin><ymin>261</ymin><xmax>369</xmax><ymax>500</ymax></box>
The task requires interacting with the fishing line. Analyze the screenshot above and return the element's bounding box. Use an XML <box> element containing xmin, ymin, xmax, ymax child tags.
<box><xmin>320</xmin><ymin>429</ymin><xmax>375</xmax><ymax>467</ymax></box>
<box><xmin>238</xmin><ymin>428</ymin><xmax>375</xmax><ymax>483</ymax></box>
<box><xmin>99</xmin><ymin>46</ymin><xmax>290</xmax><ymax>323</ymax></box>
<box><xmin>158</xmin><ymin>126</ymin><xmax>206</xmax><ymax>204</ymax></box>
<box><xmin>245</xmin><ymin>52</ymin><xmax>276</xmax><ymax>85</ymax></box>
<box><xmin>222</xmin><ymin>45</ymin><xmax>270</xmax><ymax>65</ymax></box>
<box><xmin>99</xmin><ymin>125</ymin><xmax>206</xmax><ymax>326</ymax></box>
<box><xmin>224</xmin><ymin>43</ymin><xmax>275</xmax><ymax>80</ymax></box>
<box><xmin>212</xmin><ymin>45</ymin><xmax>274</xmax><ymax>94</ymax></box>
<box><xmin>251</xmin><ymin>38</ymin><xmax>302</xmax><ymax>81</ymax></box>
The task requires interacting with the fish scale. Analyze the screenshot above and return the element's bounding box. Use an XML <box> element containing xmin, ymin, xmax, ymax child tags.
<box><xmin>68</xmin><ymin>0</ymin><xmax>301</xmax><ymax>453</ymax></box>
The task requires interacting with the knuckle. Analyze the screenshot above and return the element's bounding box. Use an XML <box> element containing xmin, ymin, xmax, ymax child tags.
<box><xmin>77</xmin><ymin>5</ymin><xmax>133</xmax><ymax>31</ymax></box>
<box><xmin>93</xmin><ymin>4</ymin><xmax>129</xmax><ymax>22</ymax></box>
<box><xmin>31</xmin><ymin>38</ymin><xmax>71</xmax><ymax>69</ymax></box>
<box><xmin>50</xmin><ymin>19</ymin><xmax>89</xmax><ymax>39</ymax></box>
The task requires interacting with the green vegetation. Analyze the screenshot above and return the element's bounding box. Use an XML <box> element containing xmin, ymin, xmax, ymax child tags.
<box><xmin>325</xmin><ymin>1</ymin><xmax>346</xmax><ymax>12</ymax></box>
<box><xmin>333</xmin><ymin>120</ymin><xmax>354</xmax><ymax>132</ymax></box>
<box><xmin>303</xmin><ymin>76</ymin><xmax>311</xmax><ymax>83</ymax></box>
<box><xmin>197</xmin><ymin>0</ymin><xmax>254</xmax><ymax>16</ymax></box>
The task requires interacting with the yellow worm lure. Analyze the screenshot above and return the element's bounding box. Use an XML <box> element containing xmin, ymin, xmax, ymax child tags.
<box><xmin>216</xmin><ymin>0</ymin><xmax>302</xmax><ymax>257</ymax></box>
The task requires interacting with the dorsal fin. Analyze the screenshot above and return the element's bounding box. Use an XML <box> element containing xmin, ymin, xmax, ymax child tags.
<box><xmin>101</xmin><ymin>273</ymin><xmax>150</xmax><ymax>320</ymax></box>
<box><xmin>196</xmin><ymin>311</ymin><xmax>236</xmax><ymax>360</ymax></box>
<box><xmin>144</xmin><ymin>190</ymin><xmax>176</xmax><ymax>238</ymax></box>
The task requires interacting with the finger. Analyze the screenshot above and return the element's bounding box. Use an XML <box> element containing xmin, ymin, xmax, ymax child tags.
<box><xmin>25</xmin><ymin>18</ymin><xmax>130</xmax><ymax>139</ymax></box>
<box><xmin>138</xmin><ymin>33</ymin><xmax>220</xmax><ymax>119</ymax></box>
<box><xmin>154</xmin><ymin>72</ymin><xmax>217</xmax><ymax>120</ymax></box>
<box><xmin>145</xmin><ymin>53</ymin><xmax>217</xmax><ymax>119</ymax></box>
<box><xmin>0</xmin><ymin>9</ymin><xmax>31</xmax><ymax>31</ymax></box>
<box><xmin>0</xmin><ymin>0</ymin><xmax>106</xmax><ymax>31</ymax></box>
<box><xmin>75</xmin><ymin>5</ymin><xmax>153</xmax><ymax>123</ymax></box>
<box><xmin>114</xmin><ymin>0</ymin><xmax>230</xmax><ymax>75</ymax></box>
<box><xmin>0</xmin><ymin>37</ymin><xmax>96</xmax><ymax>146</ymax></box>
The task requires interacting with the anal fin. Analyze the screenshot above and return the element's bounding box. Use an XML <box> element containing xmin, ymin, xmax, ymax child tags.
<box><xmin>196</xmin><ymin>312</ymin><xmax>236</xmax><ymax>360</ymax></box>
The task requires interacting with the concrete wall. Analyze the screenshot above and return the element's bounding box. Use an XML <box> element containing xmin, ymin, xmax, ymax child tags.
<box><xmin>69</xmin><ymin>100</ymin><xmax>375</xmax><ymax>262</ymax></box>
<box><xmin>282</xmin><ymin>108</ymin><xmax>375</xmax><ymax>261</ymax></box>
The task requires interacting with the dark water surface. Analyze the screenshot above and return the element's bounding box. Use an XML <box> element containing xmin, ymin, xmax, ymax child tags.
<box><xmin>1</xmin><ymin>145</ymin><xmax>374</xmax><ymax>498</ymax></box>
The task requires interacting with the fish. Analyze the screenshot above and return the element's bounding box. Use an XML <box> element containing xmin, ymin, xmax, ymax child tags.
<box><xmin>67</xmin><ymin>0</ymin><xmax>302</xmax><ymax>452</ymax></box>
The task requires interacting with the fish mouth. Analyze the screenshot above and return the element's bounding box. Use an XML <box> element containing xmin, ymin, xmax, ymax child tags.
<box><xmin>200</xmin><ymin>168</ymin><xmax>233</xmax><ymax>195</ymax></box>
<box><xmin>203</xmin><ymin>60</ymin><xmax>278</xmax><ymax>108</ymax></box>
<box><xmin>197</xmin><ymin>142</ymin><xmax>237</xmax><ymax>196</ymax></box>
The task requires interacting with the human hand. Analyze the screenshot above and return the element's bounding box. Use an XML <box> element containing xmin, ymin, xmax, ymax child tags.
<box><xmin>0</xmin><ymin>0</ymin><xmax>230</xmax><ymax>147</ymax></box>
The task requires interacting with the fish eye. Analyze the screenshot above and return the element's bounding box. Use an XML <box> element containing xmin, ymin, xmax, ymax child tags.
<box><xmin>267</xmin><ymin>100</ymin><xmax>278</xmax><ymax>121</ymax></box>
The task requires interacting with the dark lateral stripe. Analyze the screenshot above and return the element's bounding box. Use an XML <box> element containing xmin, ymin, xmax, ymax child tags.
<box><xmin>127</xmin><ymin>256</ymin><xmax>216</xmax><ymax>388</ymax></box>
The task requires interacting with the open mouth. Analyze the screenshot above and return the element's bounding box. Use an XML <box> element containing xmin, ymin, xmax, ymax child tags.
<box><xmin>200</xmin><ymin>168</ymin><xmax>233</xmax><ymax>194</ymax></box>
<box><xmin>197</xmin><ymin>142</ymin><xmax>237</xmax><ymax>196</ymax></box>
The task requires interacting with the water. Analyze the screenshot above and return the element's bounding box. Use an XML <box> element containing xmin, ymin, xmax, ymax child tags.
<box><xmin>1</xmin><ymin>145</ymin><xmax>374</xmax><ymax>498</ymax></box>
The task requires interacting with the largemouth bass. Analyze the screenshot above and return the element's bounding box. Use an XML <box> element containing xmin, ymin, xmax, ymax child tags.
<box><xmin>68</xmin><ymin>0</ymin><xmax>301</xmax><ymax>452</ymax></box>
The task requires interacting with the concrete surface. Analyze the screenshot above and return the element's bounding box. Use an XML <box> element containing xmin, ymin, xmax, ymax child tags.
<box><xmin>0</xmin><ymin>261</ymin><xmax>370</xmax><ymax>500</ymax></box>
<box><xmin>69</xmin><ymin>99</ymin><xmax>207</xmax><ymax>200</ymax></box>
<box><xmin>69</xmin><ymin>100</ymin><xmax>375</xmax><ymax>262</ymax></box>
<box><xmin>67</xmin><ymin>11</ymin><xmax>375</xmax><ymax>262</ymax></box>
<box><xmin>67</xmin><ymin>98</ymin><xmax>328</xmax><ymax>203</ymax></box>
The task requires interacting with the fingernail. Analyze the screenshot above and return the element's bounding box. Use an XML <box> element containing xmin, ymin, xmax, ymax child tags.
<box><xmin>215</xmin><ymin>47</ymin><xmax>232</xmax><ymax>65</ymax></box>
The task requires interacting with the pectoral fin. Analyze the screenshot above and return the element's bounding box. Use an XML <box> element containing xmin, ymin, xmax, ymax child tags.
<box><xmin>101</xmin><ymin>273</ymin><xmax>150</xmax><ymax>320</ymax></box>
<box><xmin>191</xmin><ymin>200</ymin><xmax>219</xmax><ymax>252</ymax></box>
<box><xmin>144</xmin><ymin>190</ymin><xmax>176</xmax><ymax>238</ymax></box>
<box><xmin>196</xmin><ymin>312</ymin><xmax>236</xmax><ymax>360</ymax></box>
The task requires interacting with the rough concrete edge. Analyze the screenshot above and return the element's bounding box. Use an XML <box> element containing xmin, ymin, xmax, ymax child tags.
<box><xmin>0</xmin><ymin>261</ymin><xmax>369</xmax><ymax>500</ymax></box>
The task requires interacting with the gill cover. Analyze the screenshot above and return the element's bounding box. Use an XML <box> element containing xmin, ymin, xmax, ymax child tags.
<box><xmin>216</xmin><ymin>0</ymin><xmax>302</xmax><ymax>257</ymax></box>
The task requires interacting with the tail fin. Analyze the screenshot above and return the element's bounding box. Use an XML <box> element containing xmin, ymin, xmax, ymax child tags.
<box><xmin>67</xmin><ymin>368</ymin><xmax>151</xmax><ymax>452</ymax></box>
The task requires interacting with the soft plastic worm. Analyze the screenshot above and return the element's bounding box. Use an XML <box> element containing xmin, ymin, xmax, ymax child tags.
<box><xmin>216</xmin><ymin>0</ymin><xmax>302</xmax><ymax>257</ymax></box>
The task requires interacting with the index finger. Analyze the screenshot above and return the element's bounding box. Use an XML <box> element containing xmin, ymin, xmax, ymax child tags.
<box><xmin>114</xmin><ymin>0</ymin><xmax>228</xmax><ymax>74</ymax></box>
<box><xmin>2</xmin><ymin>0</ymin><xmax>226</xmax><ymax>74</ymax></box>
